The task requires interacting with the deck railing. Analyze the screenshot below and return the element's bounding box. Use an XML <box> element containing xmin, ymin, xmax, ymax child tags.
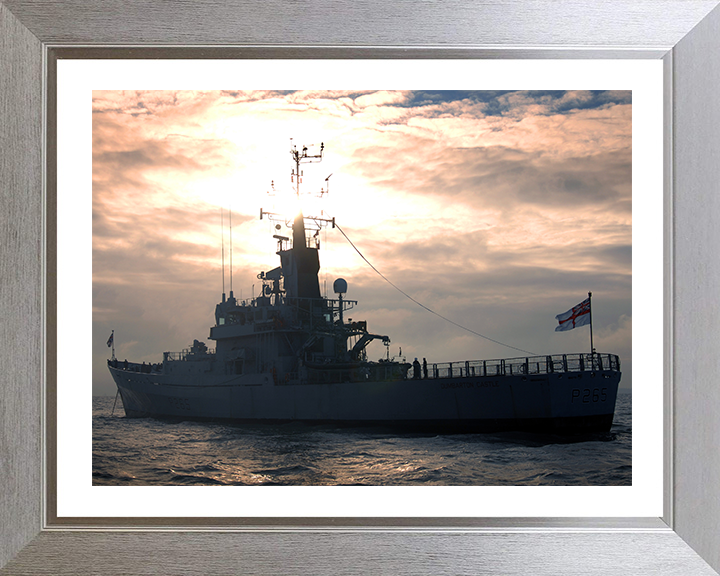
<box><xmin>429</xmin><ymin>353</ymin><xmax>620</xmax><ymax>379</ymax></box>
<box><xmin>108</xmin><ymin>359</ymin><xmax>163</xmax><ymax>373</ymax></box>
<box><xmin>163</xmin><ymin>348</ymin><xmax>216</xmax><ymax>362</ymax></box>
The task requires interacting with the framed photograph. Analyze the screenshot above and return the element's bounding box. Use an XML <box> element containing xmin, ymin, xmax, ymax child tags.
<box><xmin>2</xmin><ymin>1</ymin><xmax>720</xmax><ymax>574</ymax></box>
<box><xmin>63</xmin><ymin>60</ymin><xmax>657</xmax><ymax>520</ymax></box>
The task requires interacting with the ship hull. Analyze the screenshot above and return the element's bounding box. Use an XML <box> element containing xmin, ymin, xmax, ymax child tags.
<box><xmin>110</xmin><ymin>366</ymin><xmax>620</xmax><ymax>434</ymax></box>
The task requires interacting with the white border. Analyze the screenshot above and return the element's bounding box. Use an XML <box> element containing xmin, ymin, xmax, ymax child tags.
<box><xmin>57</xmin><ymin>59</ymin><xmax>662</xmax><ymax>517</ymax></box>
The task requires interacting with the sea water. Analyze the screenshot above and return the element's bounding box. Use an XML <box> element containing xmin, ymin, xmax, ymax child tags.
<box><xmin>92</xmin><ymin>391</ymin><xmax>631</xmax><ymax>486</ymax></box>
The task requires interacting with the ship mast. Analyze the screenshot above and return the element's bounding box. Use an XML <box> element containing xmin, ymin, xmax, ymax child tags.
<box><xmin>260</xmin><ymin>140</ymin><xmax>335</xmax><ymax>246</ymax></box>
<box><xmin>291</xmin><ymin>141</ymin><xmax>324</xmax><ymax>198</ymax></box>
<box><xmin>260</xmin><ymin>141</ymin><xmax>336</xmax><ymax>301</ymax></box>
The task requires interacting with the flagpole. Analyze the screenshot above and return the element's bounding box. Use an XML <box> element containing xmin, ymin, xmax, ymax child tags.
<box><xmin>111</xmin><ymin>329</ymin><xmax>115</xmax><ymax>361</ymax></box>
<box><xmin>588</xmin><ymin>291</ymin><xmax>594</xmax><ymax>362</ymax></box>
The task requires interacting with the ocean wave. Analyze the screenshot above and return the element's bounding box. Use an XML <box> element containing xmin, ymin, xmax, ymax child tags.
<box><xmin>92</xmin><ymin>395</ymin><xmax>632</xmax><ymax>486</ymax></box>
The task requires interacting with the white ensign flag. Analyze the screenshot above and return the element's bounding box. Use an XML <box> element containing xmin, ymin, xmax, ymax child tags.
<box><xmin>555</xmin><ymin>298</ymin><xmax>591</xmax><ymax>332</ymax></box>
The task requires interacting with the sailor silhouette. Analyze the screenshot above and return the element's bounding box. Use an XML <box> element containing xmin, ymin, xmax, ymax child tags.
<box><xmin>413</xmin><ymin>358</ymin><xmax>421</xmax><ymax>379</ymax></box>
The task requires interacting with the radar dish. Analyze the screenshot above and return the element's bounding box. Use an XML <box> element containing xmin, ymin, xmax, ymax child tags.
<box><xmin>333</xmin><ymin>278</ymin><xmax>348</xmax><ymax>295</ymax></box>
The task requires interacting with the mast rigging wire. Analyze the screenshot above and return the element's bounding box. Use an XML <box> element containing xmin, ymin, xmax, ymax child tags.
<box><xmin>335</xmin><ymin>224</ymin><xmax>537</xmax><ymax>357</ymax></box>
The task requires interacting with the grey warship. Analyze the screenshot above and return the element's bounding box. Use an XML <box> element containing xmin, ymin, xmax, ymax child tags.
<box><xmin>108</xmin><ymin>142</ymin><xmax>621</xmax><ymax>434</ymax></box>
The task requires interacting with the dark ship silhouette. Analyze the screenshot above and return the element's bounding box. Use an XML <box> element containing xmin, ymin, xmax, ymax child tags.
<box><xmin>109</xmin><ymin>142</ymin><xmax>621</xmax><ymax>433</ymax></box>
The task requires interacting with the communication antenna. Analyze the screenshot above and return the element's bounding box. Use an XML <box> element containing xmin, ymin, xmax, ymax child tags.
<box><xmin>322</xmin><ymin>173</ymin><xmax>332</xmax><ymax>196</ymax></box>
<box><xmin>229</xmin><ymin>203</ymin><xmax>233</xmax><ymax>297</ymax></box>
<box><xmin>260</xmin><ymin>141</ymin><xmax>335</xmax><ymax>233</ymax></box>
<box><xmin>290</xmin><ymin>141</ymin><xmax>324</xmax><ymax>198</ymax></box>
<box><xmin>220</xmin><ymin>207</ymin><xmax>226</xmax><ymax>301</ymax></box>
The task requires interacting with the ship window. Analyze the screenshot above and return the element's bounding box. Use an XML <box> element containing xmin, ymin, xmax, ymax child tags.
<box><xmin>219</xmin><ymin>318</ymin><xmax>225</xmax><ymax>325</ymax></box>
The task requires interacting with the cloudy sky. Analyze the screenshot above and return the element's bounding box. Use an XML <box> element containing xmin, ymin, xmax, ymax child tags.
<box><xmin>92</xmin><ymin>89</ymin><xmax>632</xmax><ymax>395</ymax></box>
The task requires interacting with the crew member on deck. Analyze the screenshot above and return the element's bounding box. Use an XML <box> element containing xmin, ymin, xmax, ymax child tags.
<box><xmin>413</xmin><ymin>358</ymin><xmax>421</xmax><ymax>380</ymax></box>
<box><xmin>422</xmin><ymin>358</ymin><xmax>428</xmax><ymax>379</ymax></box>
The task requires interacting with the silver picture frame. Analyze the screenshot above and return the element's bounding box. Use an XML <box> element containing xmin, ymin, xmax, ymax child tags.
<box><xmin>2</xmin><ymin>1</ymin><xmax>720</xmax><ymax>574</ymax></box>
